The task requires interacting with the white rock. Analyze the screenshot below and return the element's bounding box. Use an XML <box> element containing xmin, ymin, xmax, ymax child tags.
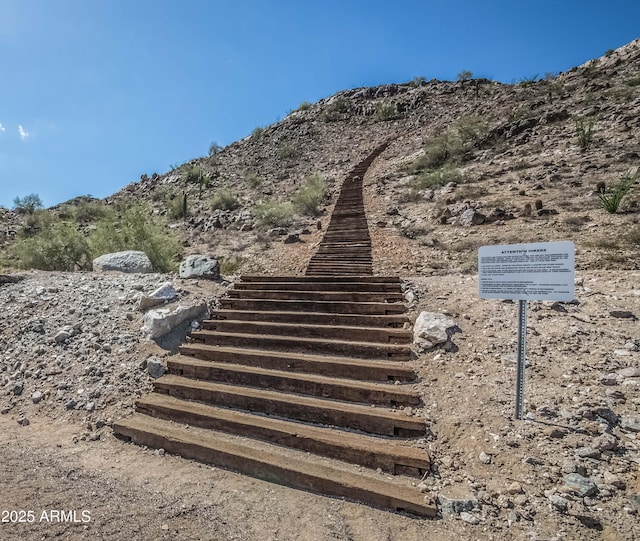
<box><xmin>93</xmin><ymin>251</ymin><xmax>153</xmax><ymax>274</ymax></box>
<box><xmin>414</xmin><ymin>311</ymin><xmax>457</xmax><ymax>350</ymax></box>
<box><xmin>141</xmin><ymin>302</ymin><xmax>208</xmax><ymax>340</ymax></box>
<box><xmin>138</xmin><ymin>282</ymin><xmax>178</xmax><ymax>311</ymax></box>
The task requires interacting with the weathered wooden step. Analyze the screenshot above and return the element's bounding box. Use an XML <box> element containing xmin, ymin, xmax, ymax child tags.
<box><xmin>201</xmin><ymin>319</ymin><xmax>412</xmax><ymax>343</ymax></box>
<box><xmin>179</xmin><ymin>344</ymin><xmax>417</xmax><ymax>381</ymax></box>
<box><xmin>189</xmin><ymin>330</ymin><xmax>411</xmax><ymax>360</ymax></box>
<box><xmin>113</xmin><ymin>415</ymin><xmax>436</xmax><ymax>517</ymax></box>
<box><xmin>220</xmin><ymin>298</ymin><xmax>407</xmax><ymax>315</ymax></box>
<box><xmin>208</xmin><ymin>309</ymin><xmax>409</xmax><ymax>328</ymax></box>
<box><xmin>240</xmin><ymin>276</ymin><xmax>400</xmax><ymax>283</ymax></box>
<box><xmin>153</xmin><ymin>375</ymin><xmax>425</xmax><ymax>437</ymax></box>
<box><xmin>134</xmin><ymin>394</ymin><xmax>428</xmax><ymax>475</ymax></box>
<box><xmin>227</xmin><ymin>289</ymin><xmax>402</xmax><ymax>303</ymax></box>
<box><xmin>167</xmin><ymin>357</ymin><xmax>420</xmax><ymax>406</ymax></box>
<box><xmin>233</xmin><ymin>281</ymin><xmax>400</xmax><ymax>292</ymax></box>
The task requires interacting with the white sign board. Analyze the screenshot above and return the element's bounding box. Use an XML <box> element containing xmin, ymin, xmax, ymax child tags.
<box><xmin>478</xmin><ymin>241</ymin><xmax>575</xmax><ymax>301</ymax></box>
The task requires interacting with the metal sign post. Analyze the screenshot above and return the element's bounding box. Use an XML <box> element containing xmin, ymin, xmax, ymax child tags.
<box><xmin>478</xmin><ymin>241</ymin><xmax>575</xmax><ymax>421</ymax></box>
<box><xmin>515</xmin><ymin>300</ymin><xmax>527</xmax><ymax>420</ymax></box>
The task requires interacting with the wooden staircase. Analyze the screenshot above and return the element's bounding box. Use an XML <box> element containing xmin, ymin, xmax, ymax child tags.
<box><xmin>113</xmin><ymin>145</ymin><xmax>435</xmax><ymax>517</ymax></box>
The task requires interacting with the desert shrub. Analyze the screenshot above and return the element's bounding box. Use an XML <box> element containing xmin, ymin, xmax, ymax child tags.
<box><xmin>597</xmin><ymin>169</ymin><xmax>639</xmax><ymax>213</ymax></box>
<box><xmin>292</xmin><ymin>174</ymin><xmax>327</xmax><ymax>216</ymax></box>
<box><xmin>322</xmin><ymin>96</ymin><xmax>351</xmax><ymax>122</ymax></box>
<box><xmin>8</xmin><ymin>221</ymin><xmax>92</xmax><ymax>271</ymax></box>
<box><xmin>60</xmin><ymin>198</ymin><xmax>108</xmax><ymax>223</ymax></box>
<box><xmin>168</xmin><ymin>193</ymin><xmax>188</xmax><ymax>220</ymax></box>
<box><xmin>17</xmin><ymin>210</ymin><xmax>56</xmax><ymax>238</ymax></box>
<box><xmin>254</xmin><ymin>201</ymin><xmax>294</xmax><ymax>228</ymax></box>
<box><xmin>373</xmin><ymin>101</ymin><xmax>398</xmax><ymax>122</ymax></box>
<box><xmin>414</xmin><ymin>132</ymin><xmax>464</xmax><ymax>171</ymax></box>
<box><xmin>210</xmin><ymin>189</ymin><xmax>240</xmax><ymax>211</ymax></box>
<box><xmin>414</xmin><ymin>166</ymin><xmax>464</xmax><ymax>189</ymax></box>
<box><xmin>518</xmin><ymin>74</ymin><xmax>539</xmax><ymax>87</ymax></box>
<box><xmin>182</xmin><ymin>165</ymin><xmax>210</xmax><ymax>188</ymax></box>
<box><xmin>409</xmin><ymin>76</ymin><xmax>426</xmax><ymax>87</ymax></box>
<box><xmin>251</xmin><ymin>126</ymin><xmax>265</xmax><ymax>139</ymax></box>
<box><xmin>625</xmin><ymin>77</ymin><xmax>640</xmax><ymax>87</ymax></box>
<box><xmin>208</xmin><ymin>141</ymin><xmax>222</xmax><ymax>157</ymax></box>
<box><xmin>13</xmin><ymin>193</ymin><xmax>43</xmax><ymax>214</ymax></box>
<box><xmin>297</xmin><ymin>101</ymin><xmax>312</xmax><ymax>111</ymax></box>
<box><xmin>457</xmin><ymin>70</ymin><xmax>473</xmax><ymax>82</ymax></box>
<box><xmin>245</xmin><ymin>172</ymin><xmax>263</xmax><ymax>189</ymax></box>
<box><xmin>628</xmin><ymin>226</ymin><xmax>640</xmax><ymax>246</ymax></box>
<box><xmin>90</xmin><ymin>203</ymin><xmax>182</xmax><ymax>273</ymax></box>
<box><xmin>219</xmin><ymin>255</ymin><xmax>244</xmax><ymax>275</ymax></box>
<box><xmin>575</xmin><ymin>115</ymin><xmax>596</xmax><ymax>151</ymax></box>
<box><xmin>277</xmin><ymin>144</ymin><xmax>300</xmax><ymax>160</ymax></box>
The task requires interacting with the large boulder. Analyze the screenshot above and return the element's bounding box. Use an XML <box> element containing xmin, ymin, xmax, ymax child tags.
<box><xmin>414</xmin><ymin>311</ymin><xmax>459</xmax><ymax>352</ymax></box>
<box><xmin>179</xmin><ymin>255</ymin><xmax>220</xmax><ymax>280</ymax></box>
<box><xmin>93</xmin><ymin>251</ymin><xmax>153</xmax><ymax>274</ymax></box>
<box><xmin>141</xmin><ymin>302</ymin><xmax>208</xmax><ymax>340</ymax></box>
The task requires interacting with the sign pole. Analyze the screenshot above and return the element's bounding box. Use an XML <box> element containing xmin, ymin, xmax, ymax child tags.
<box><xmin>515</xmin><ymin>300</ymin><xmax>528</xmax><ymax>420</ymax></box>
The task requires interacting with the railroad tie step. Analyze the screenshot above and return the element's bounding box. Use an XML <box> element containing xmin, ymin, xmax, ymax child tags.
<box><xmin>189</xmin><ymin>330</ymin><xmax>412</xmax><ymax>360</ymax></box>
<box><xmin>167</xmin><ymin>356</ymin><xmax>421</xmax><ymax>406</ymax></box>
<box><xmin>152</xmin><ymin>375</ymin><xmax>425</xmax><ymax>437</ymax></box>
<box><xmin>113</xmin><ymin>415</ymin><xmax>436</xmax><ymax>517</ymax></box>
<box><xmin>178</xmin><ymin>344</ymin><xmax>417</xmax><ymax>382</ymax></box>
<box><xmin>132</xmin><ymin>394</ymin><xmax>429</xmax><ymax>475</ymax></box>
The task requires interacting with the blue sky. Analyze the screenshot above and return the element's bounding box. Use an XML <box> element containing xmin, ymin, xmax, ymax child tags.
<box><xmin>1</xmin><ymin>0</ymin><xmax>638</xmax><ymax>209</ymax></box>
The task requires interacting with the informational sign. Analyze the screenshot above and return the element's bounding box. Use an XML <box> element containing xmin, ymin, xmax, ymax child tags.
<box><xmin>477</xmin><ymin>241</ymin><xmax>576</xmax><ymax>420</ymax></box>
<box><xmin>478</xmin><ymin>241</ymin><xmax>575</xmax><ymax>301</ymax></box>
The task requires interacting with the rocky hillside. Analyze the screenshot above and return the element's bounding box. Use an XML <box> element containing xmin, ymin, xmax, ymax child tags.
<box><xmin>0</xmin><ymin>39</ymin><xmax>639</xmax><ymax>541</ymax></box>
<box><xmin>3</xmin><ymin>39</ymin><xmax>640</xmax><ymax>276</ymax></box>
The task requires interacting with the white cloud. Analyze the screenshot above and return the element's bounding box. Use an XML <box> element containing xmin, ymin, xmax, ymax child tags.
<box><xmin>18</xmin><ymin>125</ymin><xmax>28</xmax><ymax>140</ymax></box>
<box><xmin>0</xmin><ymin>123</ymin><xmax>5</xmax><ymax>133</ymax></box>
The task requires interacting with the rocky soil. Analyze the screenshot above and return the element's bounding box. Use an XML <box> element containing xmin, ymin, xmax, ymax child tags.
<box><xmin>1</xmin><ymin>38</ymin><xmax>640</xmax><ymax>541</ymax></box>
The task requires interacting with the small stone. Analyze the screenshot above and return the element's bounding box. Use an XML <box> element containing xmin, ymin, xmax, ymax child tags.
<box><xmin>17</xmin><ymin>417</ymin><xmax>29</xmax><ymax>426</ymax></box>
<box><xmin>479</xmin><ymin>452</ymin><xmax>492</xmax><ymax>464</ymax></box>
<box><xmin>576</xmin><ymin>446</ymin><xmax>600</xmax><ymax>459</ymax></box>
<box><xmin>600</xmin><ymin>373</ymin><xmax>619</xmax><ymax>386</ymax></box>
<box><xmin>31</xmin><ymin>391</ymin><xmax>44</xmax><ymax>404</ymax></box>
<box><xmin>13</xmin><ymin>382</ymin><xmax>23</xmax><ymax>396</ymax></box>
<box><xmin>549</xmin><ymin>494</ymin><xmax>568</xmax><ymax>513</ymax></box>
<box><xmin>545</xmin><ymin>426</ymin><xmax>568</xmax><ymax>438</ymax></box>
<box><xmin>506</xmin><ymin>482</ymin><xmax>524</xmax><ymax>495</ymax></box>
<box><xmin>147</xmin><ymin>358</ymin><xmax>166</xmax><ymax>379</ymax></box>
<box><xmin>618</xmin><ymin>367</ymin><xmax>640</xmax><ymax>378</ymax></box>
<box><xmin>621</xmin><ymin>416</ymin><xmax>640</xmax><ymax>432</ymax></box>
<box><xmin>610</xmin><ymin>310</ymin><xmax>637</xmax><ymax>319</ymax></box>
<box><xmin>459</xmin><ymin>511</ymin><xmax>480</xmax><ymax>525</ymax></box>
<box><xmin>603</xmin><ymin>471</ymin><xmax>626</xmax><ymax>490</ymax></box>
<box><xmin>594</xmin><ymin>432</ymin><xmax>618</xmax><ymax>452</ymax></box>
<box><xmin>85</xmin><ymin>402</ymin><xmax>95</xmax><ymax>412</ymax></box>
<box><xmin>564</xmin><ymin>473</ymin><xmax>598</xmax><ymax>497</ymax></box>
<box><xmin>54</xmin><ymin>329</ymin><xmax>72</xmax><ymax>343</ymax></box>
<box><xmin>65</xmin><ymin>399</ymin><xmax>77</xmax><ymax>410</ymax></box>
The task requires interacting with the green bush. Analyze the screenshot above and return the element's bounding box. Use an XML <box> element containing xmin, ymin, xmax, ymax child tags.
<box><xmin>8</xmin><ymin>221</ymin><xmax>92</xmax><ymax>271</ymax></box>
<box><xmin>90</xmin><ymin>203</ymin><xmax>182</xmax><ymax>272</ymax></box>
<box><xmin>277</xmin><ymin>144</ymin><xmax>300</xmax><ymax>160</ymax></box>
<box><xmin>254</xmin><ymin>201</ymin><xmax>294</xmax><ymax>228</ymax></box>
<box><xmin>322</xmin><ymin>96</ymin><xmax>351</xmax><ymax>122</ymax></box>
<box><xmin>168</xmin><ymin>193</ymin><xmax>188</xmax><ymax>220</ymax></box>
<box><xmin>297</xmin><ymin>101</ymin><xmax>312</xmax><ymax>111</ymax></box>
<box><xmin>575</xmin><ymin>115</ymin><xmax>596</xmax><ymax>151</ymax></box>
<box><xmin>414</xmin><ymin>166</ymin><xmax>464</xmax><ymax>190</ymax></box>
<box><xmin>251</xmin><ymin>126</ymin><xmax>265</xmax><ymax>139</ymax></box>
<box><xmin>210</xmin><ymin>190</ymin><xmax>240</xmax><ymax>211</ymax></box>
<box><xmin>292</xmin><ymin>174</ymin><xmax>327</xmax><ymax>216</ymax></box>
<box><xmin>245</xmin><ymin>172</ymin><xmax>263</xmax><ymax>189</ymax></box>
<box><xmin>219</xmin><ymin>255</ymin><xmax>244</xmax><ymax>275</ymax></box>
<box><xmin>182</xmin><ymin>165</ymin><xmax>210</xmax><ymax>187</ymax></box>
<box><xmin>457</xmin><ymin>70</ymin><xmax>473</xmax><ymax>82</ymax></box>
<box><xmin>373</xmin><ymin>101</ymin><xmax>398</xmax><ymax>122</ymax></box>
<box><xmin>597</xmin><ymin>169</ymin><xmax>639</xmax><ymax>213</ymax></box>
<box><xmin>13</xmin><ymin>193</ymin><xmax>43</xmax><ymax>214</ymax></box>
<box><xmin>59</xmin><ymin>198</ymin><xmax>108</xmax><ymax>223</ymax></box>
